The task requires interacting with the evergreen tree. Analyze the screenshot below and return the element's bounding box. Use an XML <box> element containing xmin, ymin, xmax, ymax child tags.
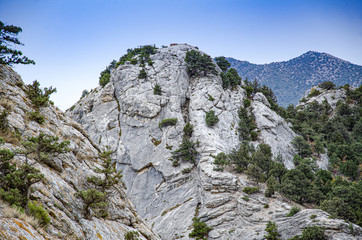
<box><xmin>0</xmin><ymin>21</ymin><xmax>35</xmax><ymax>65</ymax></box>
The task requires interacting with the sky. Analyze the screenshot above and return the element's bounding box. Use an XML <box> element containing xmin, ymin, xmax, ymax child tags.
<box><xmin>1</xmin><ymin>0</ymin><xmax>362</xmax><ymax>110</ymax></box>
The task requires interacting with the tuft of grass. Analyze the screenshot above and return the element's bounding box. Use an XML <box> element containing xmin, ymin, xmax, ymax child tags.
<box><xmin>2</xmin><ymin>201</ymin><xmax>40</xmax><ymax>228</ymax></box>
<box><xmin>159</xmin><ymin>118</ymin><xmax>178</xmax><ymax>128</ymax></box>
<box><xmin>286</xmin><ymin>207</ymin><xmax>300</xmax><ymax>217</ymax></box>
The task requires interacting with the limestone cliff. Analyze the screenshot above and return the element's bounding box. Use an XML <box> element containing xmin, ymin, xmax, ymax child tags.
<box><xmin>67</xmin><ymin>45</ymin><xmax>361</xmax><ymax>239</ymax></box>
<box><xmin>0</xmin><ymin>64</ymin><xmax>158</xmax><ymax>240</ymax></box>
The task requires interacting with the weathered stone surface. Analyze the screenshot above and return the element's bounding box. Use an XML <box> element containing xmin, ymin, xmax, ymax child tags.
<box><xmin>68</xmin><ymin>45</ymin><xmax>361</xmax><ymax>239</ymax></box>
<box><xmin>298</xmin><ymin>86</ymin><xmax>347</xmax><ymax>110</ymax></box>
<box><xmin>0</xmin><ymin>64</ymin><xmax>158</xmax><ymax>240</ymax></box>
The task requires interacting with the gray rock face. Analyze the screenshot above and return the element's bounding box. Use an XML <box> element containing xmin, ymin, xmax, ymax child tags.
<box><xmin>0</xmin><ymin>64</ymin><xmax>158</xmax><ymax>240</ymax></box>
<box><xmin>298</xmin><ymin>86</ymin><xmax>347</xmax><ymax>110</ymax></box>
<box><xmin>68</xmin><ymin>45</ymin><xmax>361</xmax><ymax>239</ymax></box>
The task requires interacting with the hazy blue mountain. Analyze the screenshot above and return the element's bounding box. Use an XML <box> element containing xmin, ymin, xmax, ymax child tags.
<box><xmin>227</xmin><ymin>51</ymin><xmax>362</xmax><ymax>106</ymax></box>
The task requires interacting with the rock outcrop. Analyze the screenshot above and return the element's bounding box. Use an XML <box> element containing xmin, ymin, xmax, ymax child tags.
<box><xmin>0</xmin><ymin>64</ymin><xmax>158</xmax><ymax>240</ymax></box>
<box><xmin>66</xmin><ymin>44</ymin><xmax>362</xmax><ymax>239</ymax></box>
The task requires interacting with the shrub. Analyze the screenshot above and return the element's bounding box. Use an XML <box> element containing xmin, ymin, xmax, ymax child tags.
<box><xmin>310</xmin><ymin>214</ymin><xmax>317</xmax><ymax>219</ymax></box>
<box><xmin>125</xmin><ymin>230</ymin><xmax>140</xmax><ymax>240</ymax></box>
<box><xmin>264</xmin><ymin>204</ymin><xmax>269</xmax><ymax>208</ymax></box>
<box><xmin>214</xmin><ymin>56</ymin><xmax>230</xmax><ymax>72</ymax></box>
<box><xmin>28</xmin><ymin>111</ymin><xmax>45</xmax><ymax>124</ymax></box>
<box><xmin>0</xmin><ymin>110</ymin><xmax>9</xmax><ymax>132</ymax></box>
<box><xmin>241</xmin><ymin>196</ymin><xmax>249</xmax><ymax>201</ymax></box>
<box><xmin>250</xmin><ymin>131</ymin><xmax>258</xmax><ymax>141</ymax></box>
<box><xmin>182</xmin><ymin>168</ymin><xmax>191</xmax><ymax>174</ymax></box>
<box><xmin>220</xmin><ymin>68</ymin><xmax>241</xmax><ymax>89</ymax></box>
<box><xmin>153</xmin><ymin>84</ymin><xmax>162</xmax><ymax>95</ymax></box>
<box><xmin>208</xmin><ymin>94</ymin><xmax>215</xmax><ymax>101</ymax></box>
<box><xmin>116</xmin><ymin>45</ymin><xmax>157</xmax><ymax>67</ymax></box>
<box><xmin>76</xmin><ymin>189</ymin><xmax>107</xmax><ymax>219</ymax></box>
<box><xmin>205</xmin><ymin>110</ymin><xmax>219</xmax><ymax>127</ymax></box>
<box><xmin>25</xmin><ymin>80</ymin><xmax>56</xmax><ymax>108</ymax></box>
<box><xmin>81</xmin><ymin>89</ymin><xmax>89</xmax><ymax>98</ymax></box>
<box><xmin>159</xmin><ymin>118</ymin><xmax>178</xmax><ymax>128</ymax></box>
<box><xmin>183</xmin><ymin>122</ymin><xmax>194</xmax><ymax>137</ymax></box>
<box><xmin>307</xmin><ymin>88</ymin><xmax>321</xmax><ymax>98</ymax></box>
<box><xmin>185</xmin><ymin>50</ymin><xmax>217</xmax><ymax>77</ymax></box>
<box><xmin>171</xmin><ymin>138</ymin><xmax>198</xmax><ymax>165</ymax></box>
<box><xmin>213</xmin><ymin>152</ymin><xmax>229</xmax><ymax>171</ymax></box>
<box><xmin>28</xmin><ymin>201</ymin><xmax>51</xmax><ymax>226</ymax></box>
<box><xmin>243</xmin><ymin>186</ymin><xmax>260</xmax><ymax>194</ymax></box>
<box><xmin>138</xmin><ymin>68</ymin><xmax>147</xmax><ymax>79</ymax></box>
<box><xmin>286</xmin><ymin>207</ymin><xmax>300</xmax><ymax>217</ymax></box>
<box><xmin>243</xmin><ymin>98</ymin><xmax>251</xmax><ymax>108</ymax></box>
<box><xmin>264</xmin><ymin>221</ymin><xmax>281</xmax><ymax>240</ymax></box>
<box><xmin>290</xmin><ymin>226</ymin><xmax>327</xmax><ymax>240</ymax></box>
<box><xmin>319</xmin><ymin>81</ymin><xmax>336</xmax><ymax>90</ymax></box>
<box><xmin>189</xmin><ymin>217</ymin><xmax>212</xmax><ymax>240</ymax></box>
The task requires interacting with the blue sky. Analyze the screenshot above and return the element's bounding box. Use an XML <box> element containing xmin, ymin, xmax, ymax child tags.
<box><xmin>1</xmin><ymin>0</ymin><xmax>362</xmax><ymax>110</ymax></box>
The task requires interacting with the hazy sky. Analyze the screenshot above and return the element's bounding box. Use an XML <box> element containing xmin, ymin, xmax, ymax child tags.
<box><xmin>1</xmin><ymin>0</ymin><xmax>362</xmax><ymax>110</ymax></box>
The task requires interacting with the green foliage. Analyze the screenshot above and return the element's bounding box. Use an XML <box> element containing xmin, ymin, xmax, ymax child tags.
<box><xmin>319</xmin><ymin>81</ymin><xmax>336</xmax><ymax>90</ymax></box>
<box><xmin>183</xmin><ymin>122</ymin><xmax>194</xmax><ymax>138</ymax></box>
<box><xmin>153</xmin><ymin>84</ymin><xmax>162</xmax><ymax>95</ymax></box>
<box><xmin>0</xmin><ymin>110</ymin><xmax>9</xmax><ymax>132</ymax></box>
<box><xmin>81</xmin><ymin>89</ymin><xmax>89</xmax><ymax>99</ymax></box>
<box><xmin>0</xmin><ymin>148</ymin><xmax>44</xmax><ymax>210</ymax></box>
<box><xmin>159</xmin><ymin>118</ymin><xmax>178</xmax><ymax>128</ymax></box>
<box><xmin>28</xmin><ymin>200</ymin><xmax>51</xmax><ymax>226</ymax></box>
<box><xmin>25</xmin><ymin>80</ymin><xmax>56</xmax><ymax>108</ymax></box>
<box><xmin>189</xmin><ymin>217</ymin><xmax>212</xmax><ymax>240</ymax></box>
<box><xmin>125</xmin><ymin>231</ymin><xmax>140</xmax><ymax>240</ymax></box>
<box><xmin>228</xmin><ymin>141</ymin><xmax>254</xmax><ymax>173</ymax></box>
<box><xmin>246</xmin><ymin>164</ymin><xmax>266</xmax><ymax>184</ymax></box>
<box><xmin>286</xmin><ymin>207</ymin><xmax>300</xmax><ymax>217</ymax></box>
<box><xmin>205</xmin><ymin>110</ymin><xmax>219</xmax><ymax>127</ymax></box>
<box><xmin>250</xmin><ymin>131</ymin><xmax>258</xmax><ymax>141</ymax></box>
<box><xmin>238</xmin><ymin>107</ymin><xmax>256</xmax><ymax>140</ymax></box>
<box><xmin>115</xmin><ymin>45</ymin><xmax>157</xmax><ymax>67</ymax></box>
<box><xmin>213</xmin><ymin>152</ymin><xmax>229</xmax><ymax>171</ymax></box>
<box><xmin>307</xmin><ymin>88</ymin><xmax>321</xmax><ymax>98</ymax></box>
<box><xmin>264</xmin><ymin>221</ymin><xmax>281</xmax><ymax>240</ymax></box>
<box><xmin>243</xmin><ymin>98</ymin><xmax>251</xmax><ymax>108</ymax></box>
<box><xmin>290</xmin><ymin>226</ymin><xmax>327</xmax><ymax>240</ymax></box>
<box><xmin>207</xmin><ymin>94</ymin><xmax>215</xmax><ymax>101</ymax></box>
<box><xmin>220</xmin><ymin>68</ymin><xmax>241</xmax><ymax>89</ymax></box>
<box><xmin>310</xmin><ymin>214</ymin><xmax>317</xmax><ymax>219</ymax></box>
<box><xmin>241</xmin><ymin>196</ymin><xmax>249</xmax><ymax>201</ymax></box>
<box><xmin>214</xmin><ymin>56</ymin><xmax>230</xmax><ymax>72</ymax></box>
<box><xmin>182</xmin><ymin>168</ymin><xmax>192</xmax><ymax>174</ymax></box>
<box><xmin>185</xmin><ymin>50</ymin><xmax>217</xmax><ymax>77</ymax></box>
<box><xmin>242</xmin><ymin>186</ymin><xmax>260</xmax><ymax>194</ymax></box>
<box><xmin>28</xmin><ymin>111</ymin><xmax>45</xmax><ymax>124</ymax></box>
<box><xmin>138</xmin><ymin>68</ymin><xmax>147</xmax><ymax>79</ymax></box>
<box><xmin>171</xmin><ymin>138</ymin><xmax>198</xmax><ymax>165</ymax></box>
<box><xmin>22</xmin><ymin>133</ymin><xmax>70</xmax><ymax>169</ymax></box>
<box><xmin>0</xmin><ymin>21</ymin><xmax>35</xmax><ymax>65</ymax></box>
<box><xmin>265</xmin><ymin>176</ymin><xmax>277</xmax><ymax>197</ymax></box>
<box><xmin>291</xmin><ymin>136</ymin><xmax>312</xmax><ymax>158</ymax></box>
<box><xmin>75</xmin><ymin>189</ymin><xmax>108</xmax><ymax>218</ymax></box>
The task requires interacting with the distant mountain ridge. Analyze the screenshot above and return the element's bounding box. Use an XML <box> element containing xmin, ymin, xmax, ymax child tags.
<box><xmin>227</xmin><ymin>51</ymin><xmax>362</xmax><ymax>106</ymax></box>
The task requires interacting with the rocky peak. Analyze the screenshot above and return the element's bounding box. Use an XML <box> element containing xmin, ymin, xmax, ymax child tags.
<box><xmin>64</xmin><ymin>45</ymin><xmax>362</xmax><ymax>239</ymax></box>
<box><xmin>0</xmin><ymin>64</ymin><xmax>158</xmax><ymax>240</ymax></box>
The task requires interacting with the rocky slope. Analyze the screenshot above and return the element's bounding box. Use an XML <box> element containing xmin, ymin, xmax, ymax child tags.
<box><xmin>227</xmin><ymin>51</ymin><xmax>362</xmax><ymax>106</ymax></box>
<box><xmin>0</xmin><ymin>64</ymin><xmax>158</xmax><ymax>240</ymax></box>
<box><xmin>67</xmin><ymin>44</ymin><xmax>361</xmax><ymax>239</ymax></box>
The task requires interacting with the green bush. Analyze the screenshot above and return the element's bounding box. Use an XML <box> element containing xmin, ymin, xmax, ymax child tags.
<box><xmin>307</xmin><ymin>88</ymin><xmax>321</xmax><ymax>98</ymax></box>
<box><xmin>264</xmin><ymin>221</ymin><xmax>281</xmax><ymax>240</ymax></box>
<box><xmin>171</xmin><ymin>138</ymin><xmax>198</xmax><ymax>165</ymax></box>
<box><xmin>185</xmin><ymin>50</ymin><xmax>217</xmax><ymax>77</ymax></box>
<box><xmin>28</xmin><ymin>111</ymin><xmax>45</xmax><ymax>124</ymax></box>
<box><xmin>319</xmin><ymin>81</ymin><xmax>336</xmax><ymax>90</ymax></box>
<box><xmin>241</xmin><ymin>196</ymin><xmax>249</xmax><ymax>201</ymax></box>
<box><xmin>310</xmin><ymin>214</ymin><xmax>317</xmax><ymax>219</ymax></box>
<box><xmin>286</xmin><ymin>207</ymin><xmax>300</xmax><ymax>217</ymax></box>
<box><xmin>214</xmin><ymin>56</ymin><xmax>230</xmax><ymax>72</ymax></box>
<box><xmin>182</xmin><ymin>168</ymin><xmax>192</xmax><ymax>174</ymax></box>
<box><xmin>28</xmin><ymin>201</ymin><xmax>51</xmax><ymax>226</ymax></box>
<box><xmin>153</xmin><ymin>84</ymin><xmax>162</xmax><ymax>95</ymax></box>
<box><xmin>124</xmin><ymin>230</ymin><xmax>140</xmax><ymax>240</ymax></box>
<box><xmin>138</xmin><ymin>68</ymin><xmax>147</xmax><ymax>79</ymax></box>
<box><xmin>243</xmin><ymin>98</ymin><xmax>251</xmax><ymax>108</ymax></box>
<box><xmin>205</xmin><ymin>110</ymin><xmax>219</xmax><ymax>127</ymax></box>
<box><xmin>290</xmin><ymin>226</ymin><xmax>327</xmax><ymax>240</ymax></box>
<box><xmin>25</xmin><ymin>80</ymin><xmax>56</xmax><ymax>108</ymax></box>
<box><xmin>183</xmin><ymin>122</ymin><xmax>194</xmax><ymax>137</ymax></box>
<box><xmin>0</xmin><ymin>110</ymin><xmax>9</xmax><ymax>132</ymax></box>
<box><xmin>189</xmin><ymin>217</ymin><xmax>212</xmax><ymax>240</ymax></box>
<box><xmin>220</xmin><ymin>68</ymin><xmax>241</xmax><ymax>89</ymax></box>
<box><xmin>159</xmin><ymin>118</ymin><xmax>178</xmax><ymax>128</ymax></box>
<box><xmin>242</xmin><ymin>186</ymin><xmax>260</xmax><ymax>194</ymax></box>
<box><xmin>213</xmin><ymin>152</ymin><xmax>229</xmax><ymax>171</ymax></box>
<box><xmin>116</xmin><ymin>45</ymin><xmax>157</xmax><ymax>67</ymax></box>
<box><xmin>250</xmin><ymin>131</ymin><xmax>258</xmax><ymax>141</ymax></box>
